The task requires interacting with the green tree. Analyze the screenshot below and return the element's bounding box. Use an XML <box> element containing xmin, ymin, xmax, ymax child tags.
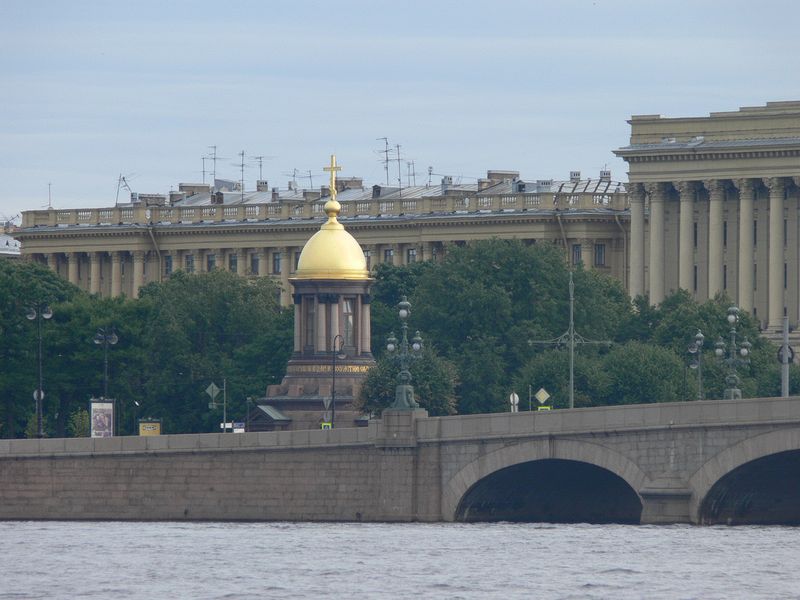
<box><xmin>67</xmin><ymin>408</ymin><xmax>90</xmax><ymax>437</ymax></box>
<box><xmin>356</xmin><ymin>346</ymin><xmax>458</xmax><ymax>416</ymax></box>
<box><xmin>602</xmin><ymin>341</ymin><xmax>684</xmax><ymax>405</ymax></box>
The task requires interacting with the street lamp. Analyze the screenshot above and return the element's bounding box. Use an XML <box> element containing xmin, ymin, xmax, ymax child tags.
<box><xmin>714</xmin><ymin>306</ymin><xmax>752</xmax><ymax>400</ymax></box>
<box><xmin>330</xmin><ymin>334</ymin><xmax>346</xmax><ymax>428</ymax></box>
<box><xmin>687</xmin><ymin>329</ymin><xmax>705</xmax><ymax>401</ymax></box>
<box><xmin>26</xmin><ymin>303</ymin><xmax>53</xmax><ymax>438</ymax></box>
<box><xmin>386</xmin><ymin>296</ymin><xmax>423</xmax><ymax>410</ymax></box>
<box><xmin>94</xmin><ymin>327</ymin><xmax>119</xmax><ymax>433</ymax></box>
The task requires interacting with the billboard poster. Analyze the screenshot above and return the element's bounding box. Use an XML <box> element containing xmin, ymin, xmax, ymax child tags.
<box><xmin>138</xmin><ymin>419</ymin><xmax>161</xmax><ymax>436</ymax></box>
<box><xmin>91</xmin><ymin>401</ymin><xmax>114</xmax><ymax>438</ymax></box>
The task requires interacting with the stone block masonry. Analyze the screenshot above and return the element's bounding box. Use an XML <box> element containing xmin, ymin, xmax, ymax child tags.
<box><xmin>2</xmin><ymin>400</ymin><xmax>800</xmax><ymax>524</ymax></box>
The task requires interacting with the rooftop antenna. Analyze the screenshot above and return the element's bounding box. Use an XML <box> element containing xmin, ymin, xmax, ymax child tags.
<box><xmin>282</xmin><ymin>169</ymin><xmax>299</xmax><ymax>188</ymax></box>
<box><xmin>207</xmin><ymin>146</ymin><xmax>228</xmax><ymax>187</ymax></box>
<box><xmin>427</xmin><ymin>166</ymin><xmax>433</xmax><ymax>186</ymax></box>
<box><xmin>238</xmin><ymin>150</ymin><xmax>246</xmax><ymax>202</ymax></box>
<box><xmin>295</xmin><ymin>170</ymin><xmax>314</xmax><ymax>189</ymax></box>
<box><xmin>201</xmin><ymin>156</ymin><xmax>209</xmax><ymax>184</ymax></box>
<box><xmin>395</xmin><ymin>143</ymin><xmax>403</xmax><ymax>197</ymax></box>
<box><xmin>406</xmin><ymin>160</ymin><xmax>417</xmax><ymax>187</ymax></box>
<box><xmin>115</xmin><ymin>174</ymin><xmax>132</xmax><ymax>206</ymax></box>
<box><xmin>376</xmin><ymin>137</ymin><xmax>390</xmax><ymax>185</ymax></box>
<box><xmin>47</xmin><ymin>182</ymin><xmax>52</xmax><ymax>208</ymax></box>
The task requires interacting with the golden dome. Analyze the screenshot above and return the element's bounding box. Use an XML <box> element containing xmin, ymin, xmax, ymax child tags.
<box><xmin>293</xmin><ymin>199</ymin><xmax>370</xmax><ymax>280</ymax></box>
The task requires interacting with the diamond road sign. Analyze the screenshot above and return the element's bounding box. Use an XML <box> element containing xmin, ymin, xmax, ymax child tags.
<box><xmin>205</xmin><ymin>382</ymin><xmax>220</xmax><ymax>399</ymax></box>
<box><xmin>535</xmin><ymin>388</ymin><xmax>550</xmax><ymax>405</ymax></box>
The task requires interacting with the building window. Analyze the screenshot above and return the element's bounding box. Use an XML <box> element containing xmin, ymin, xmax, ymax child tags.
<box><xmin>723</xmin><ymin>264</ymin><xmax>727</xmax><ymax>290</ymax></box>
<box><xmin>206</xmin><ymin>254</ymin><xmax>216</xmax><ymax>271</ymax></box>
<box><xmin>229</xmin><ymin>253</ymin><xmax>238</xmax><ymax>272</ymax></box>
<box><xmin>164</xmin><ymin>255</ymin><xmax>173</xmax><ymax>276</ymax></box>
<box><xmin>571</xmin><ymin>244</ymin><xmax>581</xmax><ymax>266</ymax></box>
<box><xmin>343</xmin><ymin>298</ymin><xmax>355</xmax><ymax>347</ymax></box>
<box><xmin>693</xmin><ymin>265</ymin><xmax>697</xmax><ymax>292</ymax></box>
<box><xmin>406</xmin><ymin>248</ymin><xmax>417</xmax><ymax>264</ymax></box>
<box><xmin>250</xmin><ymin>254</ymin><xmax>259</xmax><ymax>275</ymax></box>
<box><xmin>272</xmin><ymin>252</ymin><xmax>282</xmax><ymax>274</ymax></box>
<box><xmin>294</xmin><ymin>251</ymin><xmax>301</xmax><ymax>272</ymax></box>
<box><xmin>185</xmin><ymin>254</ymin><xmax>195</xmax><ymax>273</ymax></box>
<box><xmin>723</xmin><ymin>221</ymin><xmax>727</xmax><ymax>247</ymax></box>
<box><xmin>754</xmin><ymin>220</ymin><xmax>758</xmax><ymax>245</ymax></box>
<box><xmin>384</xmin><ymin>249</ymin><xmax>394</xmax><ymax>263</ymax></box>
<box><xmin>363</xmin><ymin>250</ymin><xmax>372</xmax><ymax>269</ymax></box>
<box><xmin>594</xmin><ymin>244</ymin><xmax>606</xmax><ymax>267</ymax></box>
<box><xmin>693</xmin><ymin>222</ymin><xmax>698</xmax><ymax>248</ymax></box>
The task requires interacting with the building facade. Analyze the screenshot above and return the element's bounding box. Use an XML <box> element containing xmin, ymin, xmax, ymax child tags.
<box><xmin>15</xmin><ymin>170</ymin><xmax>629</xmax><ymax>305</ymax></box>
<box><xmin>615</xmin><ymin>101</ymin><xmax>800</xmax><ymax>331</ymax></box>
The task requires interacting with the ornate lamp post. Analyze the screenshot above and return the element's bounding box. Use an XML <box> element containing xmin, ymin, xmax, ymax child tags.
<box><xmin>26</xmin><ymin>303</ymin><xmax>53</xmax><ymax>438</ymax></box>
<box><xmin>330</xmin><ymin>334</ymin><xmax>345</xmax><ymax>428</ymax></box>
<box><xmin>386</xmin><ymin>296</ymin><xmax>423</xmax><ymax>410</ymax></box>
<box><xmin>94</xmin><ymin>327</ymin><xmax>119</xmax><ymax>433</ymax></box>
<box><xmin>687</xmin><ymin>329</ymin><xmax>705</xmax><ymax>401</ymax></box>
<box><xmin>714</xmin><ymin>306</ymin><xmax>752</xmax><ymax>400</ymax></box>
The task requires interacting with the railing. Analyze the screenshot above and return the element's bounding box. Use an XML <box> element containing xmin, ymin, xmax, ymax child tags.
<box><xmin>20</xmin><ymin>191</ymin><xmax>629</xmax><ymax>228</ymax></box>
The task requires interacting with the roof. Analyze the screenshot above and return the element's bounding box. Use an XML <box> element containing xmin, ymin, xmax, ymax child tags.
<box><xmin>0</xmin><ymin>233</ymin><xmax>21</xmax><ymax>257</ymax></box>
<box><xmin>256</xmin><ymin>405</ymin><xmax>291</xmax><ymax>423</ymax></box>
<box><xmin>615</xmin><ymin>136</ymin><xmax>800</xmax><ymax>156</ymax></box>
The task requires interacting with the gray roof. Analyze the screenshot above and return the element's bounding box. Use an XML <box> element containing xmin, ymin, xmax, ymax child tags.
<box><xmin>0</xmin><ymin>233</ymin><xmax>21</xmax><ymax>256</ymax></box>
<box><xmin>616</xmin><ymin>136</ymin><xmax>800</xmax><ymax>154</ymax></box>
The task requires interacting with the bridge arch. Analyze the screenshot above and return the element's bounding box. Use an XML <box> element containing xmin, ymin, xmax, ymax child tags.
<box><xmin>689</xmin><ymin>428</ymin><xmax>800</xmax><ymax>523</ymax></box>
<box><xmin>441</xmin><ymin>438</ymin><xmax>651</xmax><ymax>522</ymax></box>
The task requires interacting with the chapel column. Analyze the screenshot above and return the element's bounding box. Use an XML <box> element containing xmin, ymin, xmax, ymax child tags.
<box><xmin>132</xmin><ymin>251</ymin><xmax>145</xmax><ymax>299</ymax></box>
<box><xmin>258</xmin><ymin>248</ymin><xmax>269</xmax><ymax>277</ymax></box>
<box><xmin>329</xmin><ymin>294</ymin><xmax>340</xmax><ymax>342</ymax></box>
<box><xmin>706</xmin><ymin>180</ymin><xmax>724</xmax><ymax>298</ymax></box>
<box><xmin>647</xmin><ymin>183</ymin><xmax>667</xmax><ymax>304</ymax></box>
<box><xmin>90</xmin><ymin>252</ymin><xmax>101</xmax><ymax>295</ymax></box>
<box><xmin>110</xmin><ymin>252</ymin><xmax>122</xmax><ymax>297</ymax></box>
<box><xmin>734</xmin><ymin>179</ymin><xmax>754</xmax><ymax>313</ymax></box>
<box><xmin>360</xmin><ymin>295</ymin><xmax>372</xmax><ymax>354</ymax></box>
<box><xmin>628</xmin><ymin>183</ymin><xmax>645</xmax><ymax>298</ymax></box>
<box><xmin>280</xmin><ymin>247</ymin><xmax>292</xmax><ymax>305</ymax></box>
<box><xmin>43</xmin><ymin>253</ymin><xmax>55</xmax><ymax>272</ymax></box>
<box><xmin>766</xmin><ymin>177</ymin><xmax>787</xmax><ymax>329</ymax></box>
<box><xmin>676</xmin><ymin>181</ymin><xmax>695</xmax><ymax>292</ymax></box>
<box><xmin>293</xmin><ymin>294</ymin><xmax>302</xmax><ymax>352</ymax></box>
<box><xmin>67</xmin><ymin>253</ymin><xmax>79</xmax><ymax>286</ymax></box>
<box><xmin>315</xmin><ymin>295</ymin><xmax>327</xmax><ymax>353</ymax></box>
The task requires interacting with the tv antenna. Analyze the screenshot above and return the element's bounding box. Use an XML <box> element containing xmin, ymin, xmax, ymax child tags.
<box><xmin>251</xmin><ymin>155</ymin><xmax>274</xmax><ymax>181</ymax></box>
<box><xmin>282</xmin><ymin>169</ymin><xmax>299</xmax><ymax>188</ymax></box>
<box><xmin>47</xmin><ymin>182</ymin><xmax>52</xmax><ymax>208</ymax></box>
<box><xmin>115</xmin><ymin>174</ymin><xmax>134</xmax><ymax>206</ymax></box>
<box><xmin>207</xmin><ymin>146</ymin><xmax>229</xmax><ymax>186</ymax></box>
<box><xmin>394</xmin><ymin>143</ymin><xmax>403</xmax><ymax>197</ymax></box>
<box><xmin>406</xmin><ymin>160</ymin><xmax>417</xmax><ymax>187</ymax></box>
<box><xmin>376</xmin><ymin>137</ymin><xmax>390</xmax><ymax>185</ymax></box>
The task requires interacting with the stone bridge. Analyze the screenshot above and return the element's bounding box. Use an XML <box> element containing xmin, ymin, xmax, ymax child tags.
<box><xmin>2</xmin><ymin>396</ymin><xmax>800</xmax><ymax>524</ymax></box>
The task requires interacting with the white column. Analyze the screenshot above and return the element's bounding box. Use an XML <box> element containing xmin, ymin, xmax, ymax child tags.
<box><xmin>280</xmin><ymin>247</ymin><xmax>291</xmax><ymax>306</ymax></box>
<box><xmin>580</xmin><ymin>238</ymin><xmax>592</xmax><ymax>269</ymax></box>
<box><xmin>705</xmin><ymin>180</ymin><xmax>724</xmax><ymax>298</ymax></box>
<box><xmin>132</xmin><ymin>251</ymin><xmax>145</xmax><ymax>299</ymax></box>
<box><xmin>237</xmin><ymin>248</ymin><xmax>247</xmax><ymax>276</ymax></box>
<box><xmin>90</xmin><ymin>252</ymin><xmax>101</xmax><ymax>295</ymax></box>
<box><xmin>67</xmin><ymin>253</ymin><xmax>80</xmax><ymax>286</ymax></box>
<box><xmin>258</xmin><ymin>249</ymin><xmax>269</xmax><ymax>277</ymax></box>
<box><xmin>676</xmin><ymin>181</ymin><xmax>695</xmax><ymax>292</ymax></box>
<box><xmin>329</xmin><ymin>294</ymin><xmax>340</xmax><ymax>343</ymax></box>
<box><xmin>765</xmin><ymin>177</ymin><xmax>786</xmax><ymax>329</ymax></box>
<box><xmin>647</xmin><ymin>183</ymin><xmax>667</xmax><ymax>305</ymax></box>
<box><xmin>629</xmin><ymin>183</ymin><xmax>645</xmax><ymax>298</ymax></box>
<box><xmin>110</xmin><ymin>252</ymin><xmax>122</xmax><ymax>297</ymax></box>
<box><xmin>735</xmin><ymin>179</ymin><xmax>754</xmax><ymax>313</ymax></box>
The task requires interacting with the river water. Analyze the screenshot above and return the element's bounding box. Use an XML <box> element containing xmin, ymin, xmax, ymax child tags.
<box><xmin>1</xmin><ymin>521</ymin><xmax>798</xmax><ymax>599</ymax></box>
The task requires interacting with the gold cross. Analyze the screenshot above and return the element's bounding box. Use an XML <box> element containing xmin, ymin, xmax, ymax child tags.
<box><xmin>323</xmin><ymin>154</ymin><xmax>342</xmax><ymax>202</ymax></box>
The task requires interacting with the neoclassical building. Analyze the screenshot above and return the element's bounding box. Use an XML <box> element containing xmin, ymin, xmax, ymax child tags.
<box><xmin>614</xmin><ymin>100</ymin><xmax>800</xmax><ymax>331</ymax></box>
<box><xmin>15</xmin><ymin>169</ymin><xmax>629</xmax><ymax>305</ymax></box>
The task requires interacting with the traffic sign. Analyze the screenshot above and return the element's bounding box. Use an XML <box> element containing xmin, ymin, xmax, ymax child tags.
<box><xmin>33</xmin><ymin>389</ymin><xmax>44</xmax><ymax>401</ymax></box>
<box><xmin>778</xmin><ymin>345</ymin><xmax>795</xmax><ymax>364</ymax></box>
<box><xmin>535</xmin><ymin>388</ymin><xmax>550</xmax><ymax>405</ymax></box>
<box><xmin>206</xmin><ymin>382</ymin><xmax>220</xmax><ymax>399</ymax></box>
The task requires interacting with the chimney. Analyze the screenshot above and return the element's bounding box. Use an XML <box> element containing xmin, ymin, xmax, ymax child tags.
<box><xmin>441</xmin><ymin>175</ymin><xmax>453</xmax><ymax>194</ymax></box>
<box><xmin>599</xmin><ymin>169</ymin><xmax>611</xmax><ymax>182</ymax></box>
<box><xmin>303</xmin><ymin>190</ymin><xmax>321</xmax><ymax>202</ymax></box>
<box><xmin>321</xmin><ymin>185</ymin><xmax>330</xmax><ymax>198</ymax></box>
<box><xmin>271</xmin><ymin>187</ymin><xmax>280</xmax><ymax>201</ymax></box>
<box><xmin>212</xmin><ymin>191</ymin><xmax>224</xmax><ymax>205</ymax></box>
<box><xmin>169</xmin><ymin>191</ymin><xmax>187</xmax><ymax>205</ymax></box>
<box><xmin>372</xmin><ymin>185</ymin><xmax>382</xmax><ymax>199</ymax></box>
<box><xmin>288</xmin><ymin>181</ymin><xmax>295</xmax><ymax>191</ymax></box>
<box><xmin>478</xmin><ymin>178</ymin><xmax>493</xmax><ymax>191</ymax></box>
<box><xmin>570</xmin><ymin>171</ymin><xmax>581</xmax><ymax>183</ymax></box>
<box><xmin>256</xmin><ymin>180</ymin><xmax>269</xmax><ymax>192</ymax></box>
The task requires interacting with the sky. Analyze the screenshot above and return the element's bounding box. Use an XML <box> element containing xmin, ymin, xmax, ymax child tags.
<box><xmin>2</xmin><ymin>0</ymin><xmax>799</xmax><ymax>217</ymax></box>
